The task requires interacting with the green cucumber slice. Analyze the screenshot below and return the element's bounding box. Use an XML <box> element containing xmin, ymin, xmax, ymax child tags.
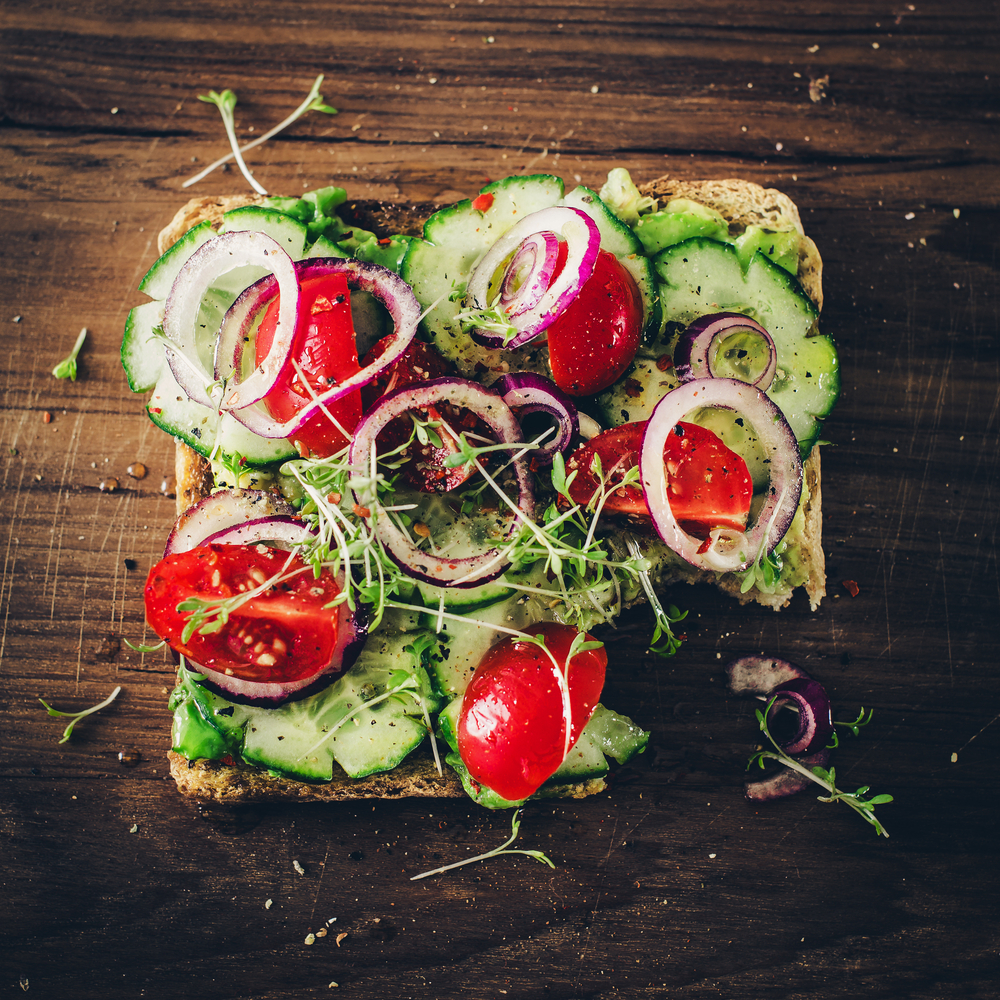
<box><xmin>173</xmin><ymin>629</ymin><xmax>440</xmax><ymax>782</ymax></box>
<box><xmin>121</xmin><ymin>300</ymin><xmax>166</xmax><ymax>393</ymax></box>
<box><xmin>646</xmin><ymin>238</ymin><xmax>838</xmax><ymax>455</ymax></box>
<box><xmin>137</xmin><ymin>219</ymin><xmax>216</xmax><ymax>299</ymax></box>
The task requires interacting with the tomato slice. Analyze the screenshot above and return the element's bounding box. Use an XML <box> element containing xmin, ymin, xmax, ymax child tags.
<box><xmin>255</xmin><ymin>273</ymin><xmax>363</xmax><ymax>458</ymax></box>
<box><xmin>566</xmin><ymin>422</ymin><xmax>648</xmax><ymax>516</ymax></box>
<box><xmin>360</xmin><ymin>335</ymin><xmax>485</xmax><ymax>493</ymax></box>
<box><xmin>457</xmin><ymin>622</ymin><xmax>607</xmax><ymax>801</ymax></box>
<box><xmin>565</xmin><ymin>420</ymin><xmax>753</xmax><ymax>537</ymax></box>
<box><xmin>545</xmin><ymin>248</ymin><xmax>643</xmax><ymax>397</ymax></box>
<box><xmin>144</xmin><ymin>544</ymin><xmax>340</xmax><ymax>683</ymax></box>
<box><xmin>663</xmin><ymin>421</ymin><xmax>753</xmax><ymax>537</ymax></box>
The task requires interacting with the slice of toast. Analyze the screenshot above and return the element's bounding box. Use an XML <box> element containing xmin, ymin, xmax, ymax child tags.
<box><xmin>157</xmin><ymin>174</ymin><xmax>827</xmax><ymax>803</ymax></box>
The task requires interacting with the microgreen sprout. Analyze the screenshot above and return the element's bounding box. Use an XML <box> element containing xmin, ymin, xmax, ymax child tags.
<box><xmin>123</xmin><ymin>637</ymin><xmax>167</xmax><ymax>653</ymax></box>
<box><xmin>827</xmin><ymin>706</ymin><xmax>875</xmax><ymax>749</ymax></box>
<box><xmin>52</xmin><ymin>327</ymin><xmax>87</xmax><ymax>381</ymax></box>
<box><xmin>454</xmin><ymin>304</ymin><xmax>518</xmax><ymax>345</ymax></box>
<box><xmin>749</xmin><ymin>695</ymin><xmax>893</xmax><ymax>837</ymax></box>
<box><xmin>410</xmin><ymin>809</ymin><xmax>555</xmax><ymax>880</ymax></box>
<box><xmin>39</xmin><ymin>686</ymin><xmax>122</xmax><ymax>744</ymax></box>
<box><xmin>184</xmin><ymin>75</ymin><xmax>337</xmax><ymax>189</ymax></box>
<box><xmin>197</xmin><ymin>89</ymin><xmax>267</xmax><ymax>195</ymax></box>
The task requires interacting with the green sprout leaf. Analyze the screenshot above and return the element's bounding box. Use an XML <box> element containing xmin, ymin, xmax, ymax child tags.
<box><xmin>52</xmin><ymin>327</ymin><xmax>88</xmax><ymax>381</ymax></box>
<box><xmin>38</xmin><ymin>686</ymin><xmax>122</xmax><ymax>744</ymax></box>
<box><xmin>184</xmin><ymin>75</ymin><xmax>337</xmax><ymax>190</ymax></box>
<box><xmin>197</xmin><ymin>88</ymin><xmax>268</xmax><ymax>195</ymax></box>
<box><xmin>410</xmin><ymin>809</ymin><xmax>555</xmax><ymax>881</ymax></box>
<box><xmin>750</xmin><ymin>695</ymin><xmax>893</xmax><ymax>837</ymax></box>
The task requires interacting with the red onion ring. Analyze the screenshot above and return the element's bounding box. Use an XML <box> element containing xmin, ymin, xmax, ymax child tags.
<box><xmin>639</xmin><ymin>378</ymin><xmax>802</xmax><ymax>572</ymax></box>
<box><xmin>726</xmin><ymin>656</ymin><xmax>835</xmax><ymax>801</ymax></box>
<box><xmin>767</xmin><ymin>677</ymin><xmax>834</xmax><ymax>755</ymax></box>
<box><xmin>219</xmin><ymin>259</ymin><xmax>422</xmax><ymax>439</ymax></box>
<box><xmin>674</xmin><ymin>313</ymin><xmax>778</xmax><ymax>392</ymax></box>
<box><xmin>493</xmin><ymin>372</ymin><xmax>579</xmax><ymax>463</ymax></box>
<box><xmin>466</xmin><ymin>207</ymin><xmax>601</xmax><ymax>350</ymax></box>
<box><xmin>499</xmin><ymin>231</ymin><xmax>561</xmax><ymax>320</ymax></box>
<box><xmin>164</xmin><ymin>489</ymin><xmax>296</xmax><ymax>555</ymax></box>
<box><xmin>348</xmin><ymin>376</ymin><xmax>534</xmax><ymax>588</ymax></box>
<box><xmin>163</xmin><ymin>231</ymin><xmax>301</xmax><ymax>409</ymax></box>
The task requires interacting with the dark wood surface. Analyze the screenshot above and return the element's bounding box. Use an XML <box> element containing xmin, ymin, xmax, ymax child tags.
<box><xmin>3</xmin><ymin>3</ymin><xmax>999</xmax><ymax>997</ymax></box>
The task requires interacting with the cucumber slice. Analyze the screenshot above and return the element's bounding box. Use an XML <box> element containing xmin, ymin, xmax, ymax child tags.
<box><xmin>221</xmin><ymin>206</ymin><xmax>309</xmax><ymax>258</ymax></box>
<box><xmin>403</xmin><ymin>174</ymin><xmax>661</xmax><ymax>375</ymax></box>
<box><xmin>421</xmin><ymin>593</ymin><xmax>551</xmax><ymax>698</ymax></box>
<box><xmin>147</xmin><ymin>366</ymin><xmax>295</xmax><ymax>466</ymax></box>
<box><xmin>137</xmin><ymin>219</ymin><xmax>216</xmax><ymax>299</ymax></box>
<box><xmin>652</xmin><ymin>238</ymin><xmax>838</xmax><ymax>455</ymax></box>
<box><xmin>174</xmin><ymin>630</ymin><xmax>440</xmax><ymax>782</ymax></box>
<box><xmin>121</xmin><ymin>300</ymin><xmax>166</xmax><ymax>393</ymax></box>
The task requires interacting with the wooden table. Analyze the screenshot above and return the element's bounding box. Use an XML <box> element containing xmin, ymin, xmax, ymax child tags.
<box><xmin>3</xmin><ymin>3</ymin><xmax>998</xmax><ymax>997</ymax></box>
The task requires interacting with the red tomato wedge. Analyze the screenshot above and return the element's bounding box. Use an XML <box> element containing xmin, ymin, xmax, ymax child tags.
<box><xmin>255</xmin><ymin>272</ymin><xmax>363</xmax><ymax>458</ymax></box>
<box><xmin>565</xmin><ymin>420</ymin><xmax>753</xmax><ymax>538</ymax></box>
<box><xmin>546</xmin><ymin>248</ymin><xmax>643</xmax><ymax>397</ymax></box>
<box><xmin>457</xmin><ymin>622</ymin><xmax>607</xmax><ymax>801</ymax></box>
<box><xmin>360</xmin><ymin>335</ymin><xmax>485</xmax><ymax>493</ymax></box>
<box><xmin>144</xmin><ymin>544</ymin><xmax>340</xmax><ymax>684</ymax></box>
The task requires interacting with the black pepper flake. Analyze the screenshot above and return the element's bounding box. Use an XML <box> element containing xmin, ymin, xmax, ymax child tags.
<box><xmin>124</xmin><ymin>558</ymin><xmax>138</xmax><ymax>571</ymax></box>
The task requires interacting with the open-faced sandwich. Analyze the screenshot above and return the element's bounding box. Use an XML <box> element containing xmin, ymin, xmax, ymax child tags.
<box><xmin>122</xmin><ymin>169</ymin><xmax>838</xmax><ymax>807</ymax></box>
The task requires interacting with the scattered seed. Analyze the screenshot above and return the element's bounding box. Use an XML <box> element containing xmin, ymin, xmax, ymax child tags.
<box><xmin>293</xmin><ymin>859</ymin><xmax>305</xmax><ymax>875</ymax></box>
<box><xmin>304</xmin><ymin>933</ymin><xmax>316</xmax><ymax>946</ymax></box>
<box><xmin>42</xmin><ymin>412</ymin><xmax>52</xmax><ymax>424</ymax></box>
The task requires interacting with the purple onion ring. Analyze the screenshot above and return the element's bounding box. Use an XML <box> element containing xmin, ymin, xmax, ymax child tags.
<box><xmin>499</xmin><ymin>231</ymin><xmax>561</xmax><ymax>320</ymax></box>
<box><xmin>674</xmin><ymin>313</ymin><xmax>778</xmax><ymax>392</ymax></box>
<box><xmin>163</xmin><ymin>231</ymin><xmax>301</xmax><ymax>409</ymax></box>
<box><xmin>349</xmin><ymin>376</ymin><xmax>534</xmax><ymax>588</ymax></box>
<box><xmin>726</xmin><ymin>656</ymin><xmax>835</xmax><ymax>801</ymax></box>
<box><xmin>466</xmin><ymin>207</ymin><xmax>601</xmax><ymax>351</ymax></box>
<box><xmin>639</xmin><ymin>378</ymin><xmax>803</xmax><ymax>572</ymax></box>
<box><xmin>493</xmin><ymin>372</ymin><xmax>579</xmax><ymax>464</ymax></box>
<box><xmin>219</xmin><ymin>259</ymin><xmax>422</xmax><ymax>437</ymax></box>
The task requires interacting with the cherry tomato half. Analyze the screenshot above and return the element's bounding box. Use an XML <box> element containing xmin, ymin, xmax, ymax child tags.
<box><xmin>546</xmin><ymin>248</ymin><xmax>643</xmax><ymax>397</ymax></box>
<box><xmin>360</xmin><ymin>335</ymin><xmax>485</xmax><ymax>493</ymax></box>
<box><xmin>565</xmin><ymin>420</ymin><xmax>753</xmax><ymax>537</ymax></box>
<box><xmin>457</xmin><ymin>622</ymin><xmax>607</xmax><ymax>801</ymax></box>
<box><xmin>144</xmin><ymin>544</ymin><xmax>340</xmax><ymax>683</ymax></box>
<box><xmin>255</xmin><ymin>273</ymin><xmax>363</xmax><ymax>458</ymax></box>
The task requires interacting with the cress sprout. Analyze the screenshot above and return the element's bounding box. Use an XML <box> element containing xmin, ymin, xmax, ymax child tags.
<box><xmin>39</xmin><ymin>685</ymin><xmax>122</xmax><ymax>743</ymax></box>
<box><xmin>52</xmin><ymin>327</ymin><xmax>87</xmax><ymax>381</ymax></box>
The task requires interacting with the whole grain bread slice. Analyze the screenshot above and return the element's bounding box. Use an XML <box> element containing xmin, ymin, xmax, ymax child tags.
<box><xmin>158</xmin><ymin>174</ymin><xmax>827</xmax><ymax>803</ymax></box>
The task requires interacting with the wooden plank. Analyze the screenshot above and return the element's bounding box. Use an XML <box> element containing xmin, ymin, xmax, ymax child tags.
<box><xmin>2</xmin><ymin>2</ymin><xmax>999</xmax><ymax>997</ymax></box>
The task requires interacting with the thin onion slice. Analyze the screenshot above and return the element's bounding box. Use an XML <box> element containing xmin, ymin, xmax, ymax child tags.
<box><xmin>726</xmin><ymin>655</ymin><xmax>835</xmax><ymax>801</ymax></box>
<box><xmin>349</xmin><ymin>376</ymin><xmax>534</xmax><ymax>588</ymax></box>
<box><xmin>164</xmin><ymin>489</ymin><xmax>296</xmax><ymax>555</ymax></box>
<box><xmin>163</xmin><ymin>231</ymin><xmax>301</xmax><ymax>409</ymax></box>
<box><xmin>493</xmin><ymin>372</ymin><xmax>578</xmax><ymax>463</ymax></box>
<box><xmin>466</xmin><ymin>207</ymin><xmax>601</xmax><ymax>350</ymax></box>
<box><xmin>499</xmin><ymin>232</ymin><xmax>561</xmax><ymax>320</ymax></box>
<box><xmin>220</xmin><ymin>259</ymin><xmax>422</xmax><ymax>438</ymax></box>
<box><xmin>639</xmin><ymin>378</ymin><xmax>802</xmax><ymax>572</ymax></box>
<box><xmin>674</xmin><ymin>312</ymin><xmax>778</xmax><ymax>391</ymax></box>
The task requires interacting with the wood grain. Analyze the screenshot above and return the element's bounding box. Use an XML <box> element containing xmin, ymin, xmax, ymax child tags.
<box><xmin>2</xmin><ymin>2</ymin><xmax>999</xmax><ymax>998</ymax></box>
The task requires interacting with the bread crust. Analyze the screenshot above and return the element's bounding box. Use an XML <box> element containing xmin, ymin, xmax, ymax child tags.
<box><xmin>157</xmin><ymin>174</ymin><xmax>828</xmax><ymax>802</ymax></box>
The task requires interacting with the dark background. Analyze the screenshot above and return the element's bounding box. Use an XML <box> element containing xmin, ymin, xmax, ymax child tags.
<box><xmin>2</xmin><ymin>2</ymin><xmax>998</xmax><ymax>997</ymax></box>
